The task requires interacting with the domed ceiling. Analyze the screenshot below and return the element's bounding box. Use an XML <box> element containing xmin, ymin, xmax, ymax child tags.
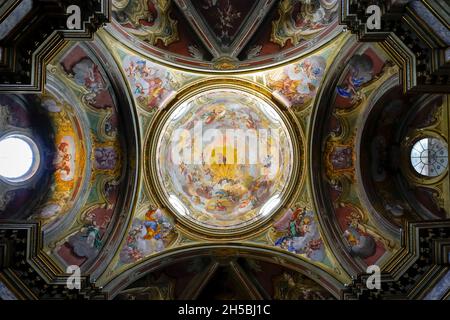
<box><xmin>0</xmin><ymin>0</ymin><xmax>449</xmax><ymax>301</ymax></box>
<box><xmin>154</xmin><ymin>88</ymin><xmax>294</xmax><ymax>233</ymax></box>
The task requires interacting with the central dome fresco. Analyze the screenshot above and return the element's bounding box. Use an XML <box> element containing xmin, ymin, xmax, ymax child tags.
<box><xmin>155</xmin><ymin>88</ymin><xmax>294</xmax><ymax>233</ymax></box>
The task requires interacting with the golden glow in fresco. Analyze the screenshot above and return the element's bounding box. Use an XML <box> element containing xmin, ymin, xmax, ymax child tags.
<box><xmin>156</xmin><ymin>89</ymin><xmax>293</xmax><ymax>231</ymax></box>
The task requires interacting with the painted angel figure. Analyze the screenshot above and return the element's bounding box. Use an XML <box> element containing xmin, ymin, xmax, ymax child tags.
<box><xmin>274</xmin><ymin>208</ymin><xmax>326</xmax><ymax>261</ymax></box>
<box><xmin>295</xmin><ymin>0</ymin><xmax>338</xmax><ymax>30</ymax></box>
<box><xmin>344</xmin><ymin>225</ymin><xmax>376</xmax><ymax>259</ymax></box>
<box><xmin>72</xmin><ymin>58</ymin><xmax>103</xmax><ymax>93</ymax></box>
<box><xmin>54</xmin><ymin>142</ymin><xmax>72</xmax><ymax>177</ymax></box>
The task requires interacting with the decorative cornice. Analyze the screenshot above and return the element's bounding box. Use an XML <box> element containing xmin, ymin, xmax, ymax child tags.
<box><xmin>344</xmin><ymin>220</ymin><xmax>450</xmax><ymax>299</ymax></box>
<box><xmin>1</xmin><ymin>220</ymin><xmax>448</xmax><ymax>299</ymax></box>
<box><xmin>0</xmin><ymin>1</ymin><xmax>111</xmax><ymax>93</ymax></box>
<box><xmin>340</xmin><ymin>0</ymin><xmax>449</xmax><ymax>93</ymax></box>
<box><xmin>0</xmin><ymin>222</ymin><xmax>106</xmax><ymax>299</ymax></box>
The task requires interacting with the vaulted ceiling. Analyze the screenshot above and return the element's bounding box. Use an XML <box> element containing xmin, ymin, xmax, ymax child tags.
<box><xmin>110</xmin><ymin>0</ymin><xmax>340</xmax><ymax>71</ymax></box>
<box><xmin>0</xmin><ymin>0</ymin><xmax>449</xmax><ymax>300</ymax></box>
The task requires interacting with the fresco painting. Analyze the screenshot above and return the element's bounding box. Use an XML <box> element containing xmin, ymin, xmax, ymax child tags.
<box><xmin>272</xmin><ymin>207</ymin><xmax>327</xmax><ymax>263</ymax></box>
<box><xmin>266</xmin><ymin>55</ymin><xmax>327</xmax><ymax>108</ymax></box>
<box><xmin>33</xmin><ymin>97</ymin><xmax>84</xmax><ymax>224</ymax></box>
<box><xmin>335</xmin><ymin>48</ymin><xmax>388</xmax><ymax>109</ymax></box>
<box><xmin>119</xmin><ymin>208</ymin><xmax>175</xmax><ymax>264</ymax></box>
<box><xmin>157</xmin><ymin>89</ymin><xmax>293</xmax><ymax>230</ymax></box>
<box><xmin>122</xmin><ymin>54</ymin><xmax>174</xmax><ymax>111</ymax></box>
<box><xmin>335</xmin><ymin>205</ymin><xmax>386</xmax><ymax>266</ymax></box>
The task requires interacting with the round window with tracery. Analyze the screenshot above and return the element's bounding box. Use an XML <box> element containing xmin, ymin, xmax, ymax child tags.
<box><xmin>410</xmin><ymin>137</ymin><xmax>448</xmax><ymax>177</ymax></box>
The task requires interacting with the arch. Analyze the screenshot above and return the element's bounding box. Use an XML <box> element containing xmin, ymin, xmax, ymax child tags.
<box><xmin>102</xmin><ymin>243</ymin><xmax>345</xmax><ymax>300</ymax></box>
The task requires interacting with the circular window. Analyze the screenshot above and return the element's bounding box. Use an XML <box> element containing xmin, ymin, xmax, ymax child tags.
<box><xmin>410</xmin><ymin>137</ymin><xmax>448</xmax><ymax>177</ymax></box>
<box><xmin>0</xmin><ymin>135</ymin><xmax>39</xmax><ymax>183</ymax></box>
<box><xmin>155</xmin><ymin>88</ymin><xmax>294</xmax><ymax>233</ymax></box>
